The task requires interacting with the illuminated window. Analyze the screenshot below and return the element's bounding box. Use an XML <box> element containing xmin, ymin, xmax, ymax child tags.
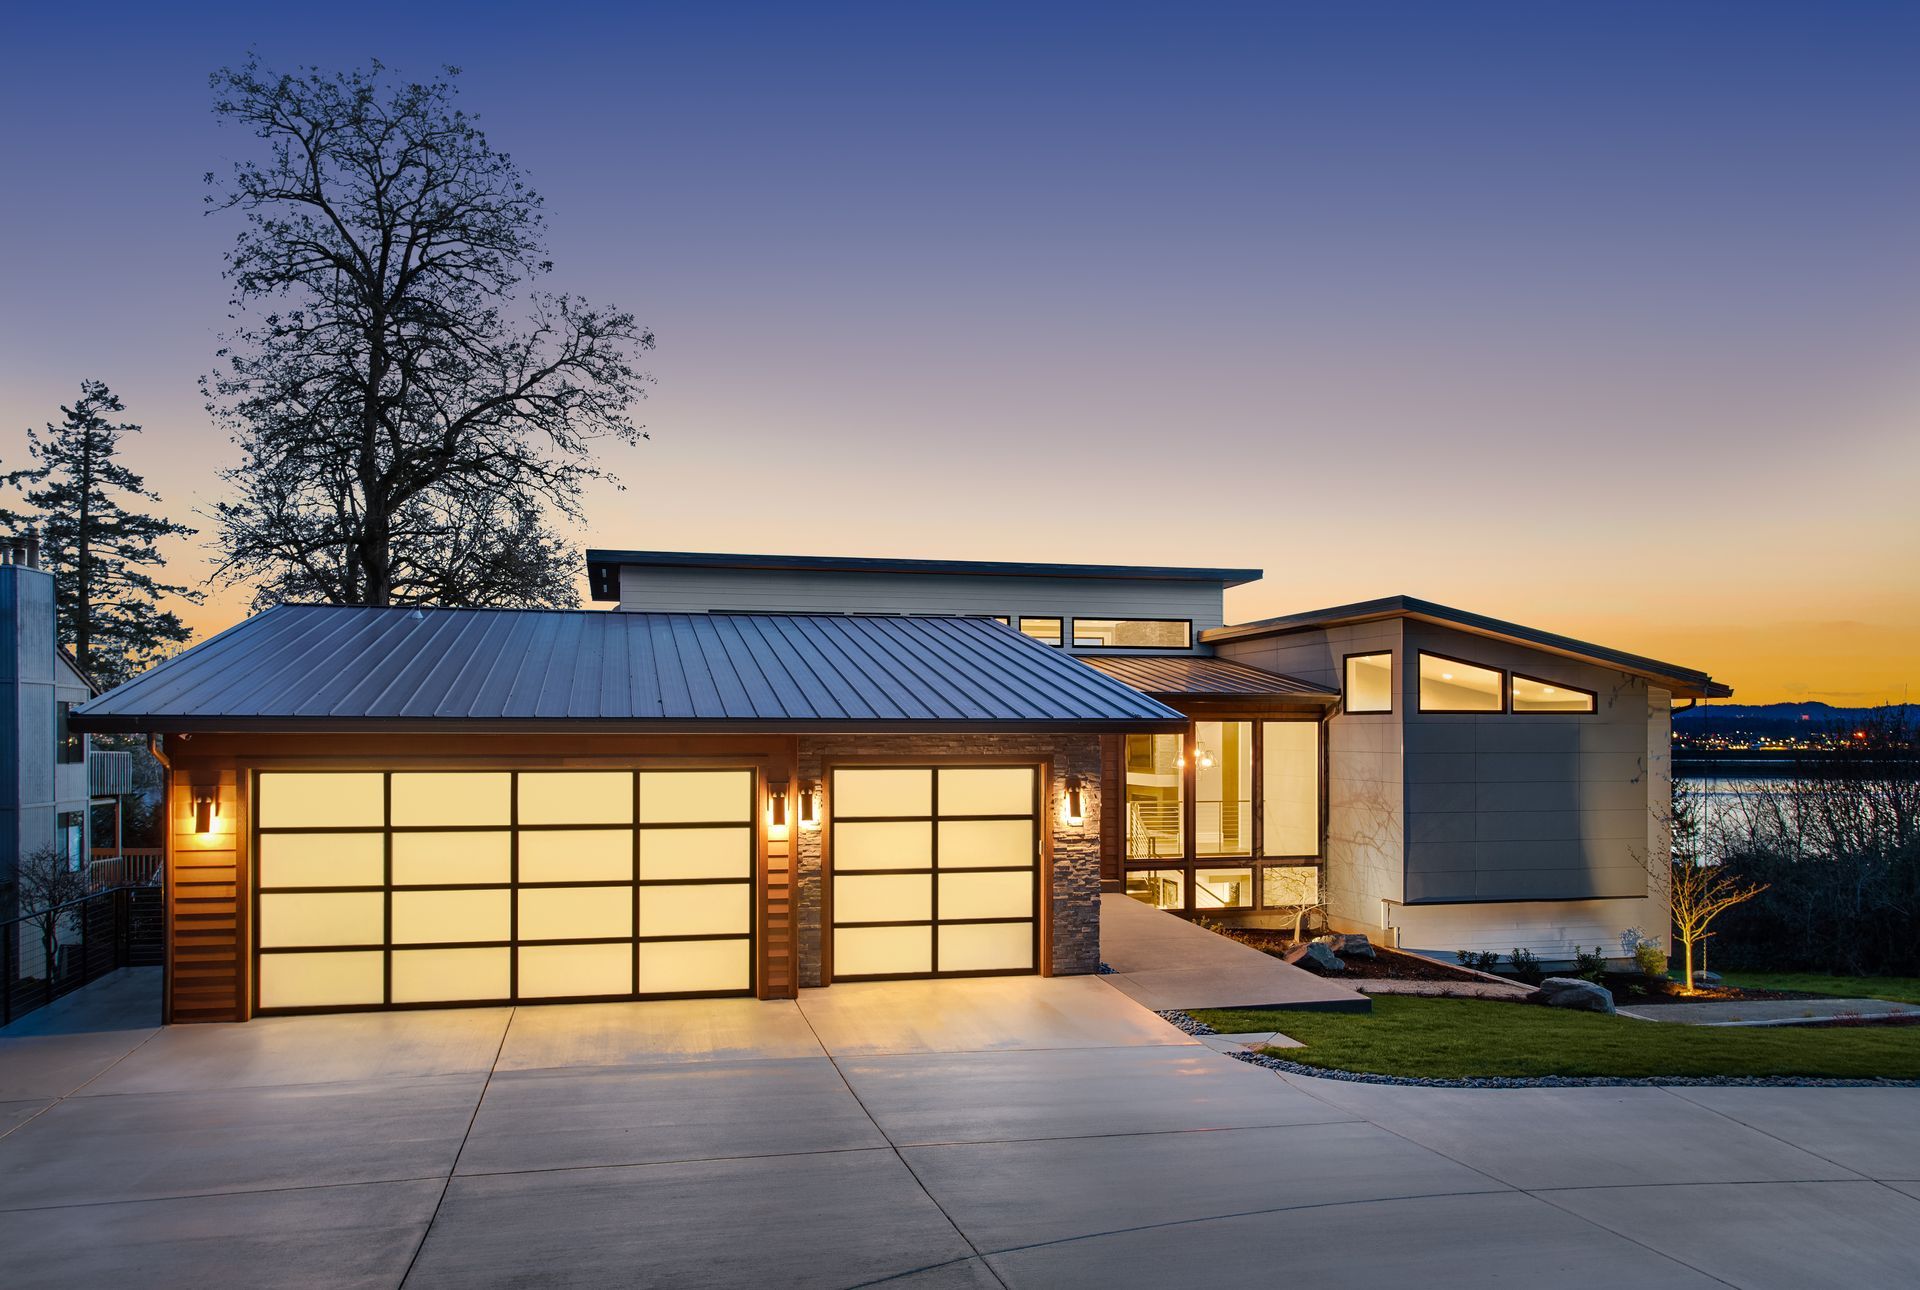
<box><xmin>1070</xmin><ymin>619</ymin><xmax>1192</xmax><ymax>649</ymax></box>
<box><xmin>1124</xmin><ymin>868</ymin><xmax>1185</xmax><ymax>910</ymax></box>
<box><xmin>1018</xmin><ymin>616</ymin><xmax>1063</xmax><ymax>646</ymax></box>
<box><xmin>1512</xmin><ymin>672</ymin><xmax>1597</xmax><ymax>713</ymax></box>
<box><xmin>1194</xmin><ymin>866</ymin><xmax>1255</xmax><ymax>909</ymax></box>
<box><xmin>1261</xmin><ymin>865</ymin><xmax>1320</xmax><ymax>908</ymax></box>
<box><xmin>1418</xmin><ymin>652</ymin><xmax>1504</xmax><ymax>713</ymax></box>
<box><xmin>1343</xmin><ymin>653</ymin><xmax>1393</xmax><ymax>713</ymax></box>
<box><xmin>1194</xmin><ymin>721</ymin><xmax>1252</xmax><ymax>857</ymax></box>
<box><xmin>1261</xmin><ymin>721</ymin><xmax>1319</xmax><ymax>857</ymax></box>
<box><xmin>1124</xmin><ymin>734</ymin><xmax>1184</xmax><ymax>860</ymax></box>
<box><xmin>56</xmin><ymin>702</ymin><xmax>84</xmax><ymax>763</ymax></box>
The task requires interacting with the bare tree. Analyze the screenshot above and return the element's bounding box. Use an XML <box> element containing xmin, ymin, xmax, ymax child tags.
<box><xmin>1662</xmin><ymin>854</ymin><xmax>1768</xmax><ymax>992</ymax></box>
<box><xmin>11</xmin><ymin>846</ymin><xmax>91</xmax><ymax>985</ymax></box>
<box><xmin>202</xmin><ymin>56</ymin><xmax>653</xmax><ymax>608</ymax></box>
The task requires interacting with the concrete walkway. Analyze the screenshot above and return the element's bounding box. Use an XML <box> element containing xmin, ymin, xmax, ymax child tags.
<box><xmin>6</xmin><ymin>968</ymin><xmax>1920</xmax><ymax>1287</ymax></box>
<box><xmin>1620</xmin><ymin>996</ymin><xmax>1920</xmax><ymax>1026</ymax></box>
<box><xmin>1097</xmin><ymin>892</ymin><xmax>1370</xmax><ymax>1012</ymax></box>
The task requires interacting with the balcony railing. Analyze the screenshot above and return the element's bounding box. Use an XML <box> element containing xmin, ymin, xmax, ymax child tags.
<box><xmin>2</xmin><ymin>885</ymin><xmax>163</xmax><ymax>1028</ymax></box>
<box><xmin>87</xmin><ymin>749</ymin><xmax>133</xmax><ymax>797</ymax></box>
<box><xmin>89</xmin><ymin>849</ymin><xmax>163</xmax><ymax>891</ymax></box>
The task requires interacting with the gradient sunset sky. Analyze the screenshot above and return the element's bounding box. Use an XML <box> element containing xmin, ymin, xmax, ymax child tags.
<box><xmin>3</xmin><ymin>2</ymin><xmax>1916</xmax><ymax>704</ymax></box>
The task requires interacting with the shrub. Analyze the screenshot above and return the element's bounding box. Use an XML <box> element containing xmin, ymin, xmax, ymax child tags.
<box><xmin>1509</xmin><ymin>947</ymin><xmax>1544</xmax><ymax>985</ymax></box>
<box><xmin>1573</xmin><ymin>946</ymin><xmax>1609</xmax><ymax>983</ymax></box>
<box><xmin>1624</xmin><ymin>935</ymin><xmax>1668</xmax><ymax>979</ymax></box>
<box><xmin>1456</xmin><ymin>949</ymin><xmax>1501</xmax><ymax>973</ymax></box>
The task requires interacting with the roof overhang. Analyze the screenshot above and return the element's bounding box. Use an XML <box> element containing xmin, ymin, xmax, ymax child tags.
<box><xmin>70</xmin><ymin>715</ymin><xmax>1187</xmax><ymax>736</ymax></box>
<box><xmin>1079</xmin><ymin>655</ymin><xmax>1338</xmax><ymax>705</ymax></box>
<box><xmin>586</xmin><ymin>548</ymin><xmax>1263</xmax><ymax>601</ymax></box>
<box><xmin>1201</xmin><ymin>596</ymin><xmax>1732</xmax><ymax>700</ymax></box>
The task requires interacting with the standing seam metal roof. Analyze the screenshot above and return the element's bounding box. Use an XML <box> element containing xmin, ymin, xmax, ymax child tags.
<box><xmin>1078</xmin><ymin>655</ymin><xmax>1338</xmax><ymax>700</ymax></box>
<box><xmin>70</xmin><ymin>604</ymin><xmax>1188</xmax><ymax>732</ymax></box>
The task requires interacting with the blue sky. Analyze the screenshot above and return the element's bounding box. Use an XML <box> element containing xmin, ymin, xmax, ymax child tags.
<box><xmin>3</xmin><ymin>2</ymin><xmax>1917</xmax><ymax>700</ymax></box>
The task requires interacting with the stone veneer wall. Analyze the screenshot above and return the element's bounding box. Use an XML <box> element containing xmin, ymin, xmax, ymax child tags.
<box><xmin>794</xmin><ymin>733</ymin><xmax>1103</xmax><ymax>986</ymax></box>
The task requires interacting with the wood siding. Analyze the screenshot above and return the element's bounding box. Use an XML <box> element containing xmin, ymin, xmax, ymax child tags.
<box><xmin>165</xmin><ymin>764</ymin><xmax>247</xmax><ymax>1022</ymax></box>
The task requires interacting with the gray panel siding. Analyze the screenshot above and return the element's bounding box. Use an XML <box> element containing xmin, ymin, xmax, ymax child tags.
<box><xmin>1400</xmin><ymin>621</ymin><xmax>1652</xmax><ymax>904</ymax></box>
<box><xmin>615</xmin><ymin>566</ymin><xmax>1224</xmax><ymax>649</ymax></box>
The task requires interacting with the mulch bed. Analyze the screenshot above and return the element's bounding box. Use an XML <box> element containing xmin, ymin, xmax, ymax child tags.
<box><xmin>1602</xmin><ymin>979</ymin><xmax>1828</xmax><ymax>1006</ymax></box>
<box><xmin>1209</xmin><ymin>927</ymin><xmax>1490</xmax><ymax>984</ymax></box>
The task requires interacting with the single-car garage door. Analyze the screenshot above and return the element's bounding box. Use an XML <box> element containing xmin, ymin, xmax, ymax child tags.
<box><xmin>829</xmin><ymin>765</ymin><xmax>1040</xmax><ymax>979</ymax></box>
<box><xmin>254</xmin><ymin>769</ymin><xmax>755</xmax><ymax>1013</ymax></box>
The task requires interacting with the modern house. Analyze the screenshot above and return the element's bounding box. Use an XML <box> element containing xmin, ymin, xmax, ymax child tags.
<box><xmin>70</xmin><ymin>546</ymin><xmax>1727</xmax><ymax>1023</ymax></box>
<box><xmin>2</xmin><ymin>537</ymin><xmax>96</xmax><ymax>920</ymax></box>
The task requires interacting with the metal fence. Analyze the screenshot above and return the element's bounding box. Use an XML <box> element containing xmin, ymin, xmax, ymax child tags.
<box><xmin>3</xmin><ymin>884</ymin><xmax>163</xmax><ymax>1028</ymax></box>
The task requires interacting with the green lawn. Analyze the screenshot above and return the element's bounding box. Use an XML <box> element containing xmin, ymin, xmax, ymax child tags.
<box><xmin>1192</xmin><ymin>995</ymin><xmax>1920</xmax><ymax>1080</ymax></box>
<box><xmin>1715</xmin><ymin>973</ymin><xmax>1920</xmax><ymax>1007</ymax></box>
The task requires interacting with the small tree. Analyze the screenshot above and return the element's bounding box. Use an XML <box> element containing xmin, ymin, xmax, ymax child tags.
<box><xmin>1665</xmin><ymin>855</ymin><xmax>1768</xmax><ymax>992</ymax></box>
<box><xmin>6</xmin><ymin>381</ymin><xmax>199</xmax><ymax>688</ymax></box>
<box><xmin>12</xmin><ymin>846</ymin><xmax>91</xmax><ymax>984</ymax></box>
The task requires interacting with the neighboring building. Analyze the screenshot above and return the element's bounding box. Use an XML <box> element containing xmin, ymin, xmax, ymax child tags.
<box><xmin>72</xmin><ymin>546</ymin><xmax>1725</xmax><ymax>1023</ymax></box>
<box><xmin>1</xmin><ymin>537</ymin><xmax>94</xmax><ymax>920</ymax></box>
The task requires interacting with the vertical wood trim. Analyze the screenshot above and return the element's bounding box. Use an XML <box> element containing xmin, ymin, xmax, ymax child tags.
<box><xmin>1098</xmin><ymin>735</ymin><xmax>1123</xmax><ymax>890</ymax></box>
<box><xmin>1038</xmin><ymin>757</ymin><xmax>1055</xmax><ymax>977</ymax></box>
<box><xmin>757</xmin><ymin>739</ymin><xmax>800</xmax><ymax>999</ymax></box>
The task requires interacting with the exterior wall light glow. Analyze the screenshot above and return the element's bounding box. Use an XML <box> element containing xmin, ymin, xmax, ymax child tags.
<box><xmin>799</xmin><ymin>783</ymin><xmax>821</xmax><ymax>830</ymax></box>
<box><xmin>768</xmin><ymin>780</ymin><xmax>790</xmax><ymax>840</ymax></box>
<box><xmin>1063</xmin><ymin>775</ymin><xmax>1086</xmax><ymax>827</ymax></box>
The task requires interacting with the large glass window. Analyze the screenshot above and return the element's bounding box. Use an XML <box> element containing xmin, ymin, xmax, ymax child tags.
<box><xmin>1417</xmin><ymin>652</ymin><xmax>1504</xmax><ymax>713</ymax></box>
<box><xmin>1194</xmin><ymin>721</ymin><xmax>1252</xmax><ymax>857</ymax></box>
<box><xmin>1193</xmin><ymin>866</ymin><xmax>1254</xmax><ymax>909</ymax></box>
<box><xmin>1125</xmin><ymin>868</ymin><xmax>1185</xmax><ymax>910</ymax></box>
<box><xmin>1070</xmin><ymin>618</ymin><xmax>1192</xmax><ymax>649</ymax></box>
<box><xmin>1261</xmin><ymin>721</ymin><xmax>1319</xmax><ymax>857</ymax></box>
<box><xmin>55</xmin><ymin>702</ymin><xmax>84</xmax><ymax>763</ymax></box>
<box><xmin>1124</xmin><ymin>733</ymin><xmax>1184</xmax><ymax>860</ymax></box>
<box><xmin>1343</xmin><ymin>653</ymin><xmax>1393</xmax><ymax>713</ymax></box>
<box><xmin>1512</xmin><ymin>672</ymin><xmax>1597</xmax><ymax>713</ymax></box>
<box><xmin>1018</xmin><ymin>617</ymin><xmax>1063</xmax><ymax>646</ymax></box>
<box><xmin>1261</xmin><ymin>865</ymin><xmax>1319</xmax><ymax>909</ymax></box>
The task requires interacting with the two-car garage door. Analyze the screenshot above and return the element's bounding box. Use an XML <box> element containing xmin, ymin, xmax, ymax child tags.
<box><xmin>254</xmin><ymin>769</ymin><xmax>755</xmax><ymax>1013</ymax></box>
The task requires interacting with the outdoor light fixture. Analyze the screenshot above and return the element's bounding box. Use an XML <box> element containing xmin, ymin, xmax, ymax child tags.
<box><xmin>190</xmin><ymin>786</ymin><xmax>220</xmax><ymax>834</ymax></box>
<box><xmin>1195</xmin><ymin>742</ymin><xmax>1215</xmax><ymax>770</ymax></box>
<box><xmin>799</xmin><ymin>782</ymin><xmax>821</xmax><ymax>830</ymax></box>
<box><xmin>1063</xmin><ymin>775</ymin><xmax>1086</xmax><ymax>826</ymax></box>
<box><xmin>768</xmin><ymin>779</ymin><xmax>790</xmax><ymax>840</ymax></box>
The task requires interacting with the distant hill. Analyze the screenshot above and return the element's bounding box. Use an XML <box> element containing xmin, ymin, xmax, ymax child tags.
<box><xmin>1674</xmin><ymin>702</ymin><xmax>1916</xmax><ymax>736</ymax></box>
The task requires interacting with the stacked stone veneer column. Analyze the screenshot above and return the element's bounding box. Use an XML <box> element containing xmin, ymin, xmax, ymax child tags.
<box><xmin>794</xmin><ymin>734</ymin><xmax>1102</xmax><ymax>986</ymax></box>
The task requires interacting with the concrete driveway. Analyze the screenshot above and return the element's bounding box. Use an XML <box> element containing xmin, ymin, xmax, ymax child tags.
<box><xmin>3</xmin><ymin>969</ymin><xmax>1920</xmax><ymax>1288</ymax></box>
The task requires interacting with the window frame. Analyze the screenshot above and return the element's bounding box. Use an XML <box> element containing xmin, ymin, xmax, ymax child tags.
<box><xmin>1067</xmin><ymin>617</ymin><xmax>1194</xmax><ymax>650</ymax></box>
<box><xmin>1415</xmin><ymin>650</ymin><xmax>1508</xmax><ymax>715</ymax></box>
<box><xmin>1341</xmin><ymin>651</ymin><xmax>1394</xmax><ymax>714</ymax></box>
<box><xmin>1121</xmin><ymin>717</ymin><xmax>1325</xmax><ymax>913</ymax></box>
<box><xmin>1509</xmin><ymin>670</ymin><xmax>1599</xmax><ymax>715</ymax></box>
<box><xmin>1017</xmin><ymin>616</ymin><xmax>1064</xmax><ymax>647</ymax></box>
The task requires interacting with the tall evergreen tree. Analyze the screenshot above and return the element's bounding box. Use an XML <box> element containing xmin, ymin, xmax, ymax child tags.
<box><xmin>6</xmin><ymin>380</ymin><xmax>199</xmax><ymax>688</ymax></box>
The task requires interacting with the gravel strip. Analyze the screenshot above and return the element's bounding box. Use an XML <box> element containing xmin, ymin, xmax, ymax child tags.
<box><xmin>1155</xmin><ymin>1009</ymin><xmax>1920</xmax><ymax>1090</ymax></box>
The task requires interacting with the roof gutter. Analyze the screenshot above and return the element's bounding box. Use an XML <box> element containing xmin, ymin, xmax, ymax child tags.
<box><xmin>70</xmin><ymin>714</ymin><xmax>1190</xmax><ymax>737</ymax></box>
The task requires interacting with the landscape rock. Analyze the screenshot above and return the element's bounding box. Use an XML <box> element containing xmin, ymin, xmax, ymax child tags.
<box><xmin>1333</xmin><ymin>933</ymin><xmax>1376</xmax><ymax>960</ymax></box>
<box><xmin>1298</xmin><ymin>941</ymin><xmax>1346</xmax><ymax>972</ymax></box>
<box><xmin>1527</xmin><ymin>976</ymin><xmax>1616</xmax><ymax>1015</ymax></box>
<box><xmin>1693</xmin><ymin>970</ymin><xmax>1722</xmax><ymax>986</ymax></box>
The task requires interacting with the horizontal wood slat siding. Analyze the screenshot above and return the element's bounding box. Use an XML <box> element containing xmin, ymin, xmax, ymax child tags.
<box><xmin>1099</xmin><ymin>734</ymin><xmax>1123</xmax><ymax>890</ymax></box>
<box><xmin>166</xmin><ymin>766</ymin><xmax>247</xmax><ymax>1022</ymax></box>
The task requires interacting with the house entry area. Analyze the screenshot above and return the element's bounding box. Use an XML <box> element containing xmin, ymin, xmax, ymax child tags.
<box><xmin>828</xmin><ymin>765</ymin><xmax>1042</xmax><ymax>979</ymax></box>
<box><xmin>253</xmin><ymin>768</ymin><xmax>756</xmax><ymax>1013</ymax></box>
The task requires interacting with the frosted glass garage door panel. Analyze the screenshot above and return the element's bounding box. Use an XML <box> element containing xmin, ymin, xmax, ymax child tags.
<box><xmin>518</xmin><ymin>772</ymin><xmax>634</xmax><ymax>825</ymax></box>
<box><xmin>258</xmin><ymin>892</ymin><xmax>384</xmax><ymax>947</ymax></box>
<box><xmin>834</xmin><ymin>926</ymin><xmax>932</xmax><ymax>977</ymax></box>
<box><xmin>519</xmin><ymin>829</ymin><xmax>633</xmax><ymax>883</ymax></box>
<box><xmin>937</xmin><ymin>819</ymin><xmax>1034</xmax><ymax>869</ymax></box>
<box><xmin>391</xmin><ymin>832</ymin><xmax>511</xmax><ymax>886</ymax></box>
<box><xmin>259</xmin><ymin>951</ymin><xmax>384</xmax><ymax>1009</ymax></box>
<box><xmin>833</xmin><ymin>768</ymin><xmax>931</xmax><ymax>818</ymax></box>
<box><xmin>390</xmin><ymin>772</ymin><xmax>511</xmax><ymax>827</ymax></box>
<box><xmin>639</xmin><ymin>939</ymin><xmax>750</xmax><ymax>994</ymax></box>
<box><xmin>391</xmin><ymin>889</ymin><xmax>510</xmax><ymax>945</ymax></box>
<box><xmin>833</xmin><ymin>821</ymin><xmax>931</xmax><ymax>871</ymax></box>
<box><xmin>638</xmin><ymin>883</ymin><xmax>751</xmax><ymax>938</ymax></box>
<box><xmin>938</xmin><ymin>870</ymin><xmax>1033</xmax><ymax>921</ymax></box>
<box><xmin>517</xmin><ymin>943</ymin><xmax>631</xmax><ymax>998</ymax></box>
<box><xmin>258</xmin><ymin>832</ymin><xmax>384</xmax><ymax>888</ymax></box>
<box><xmin>391</xmin><ymin>948</ymin><xmax>510</xmax><ymax>1003</ymax></box>
<box><xmin>517</xmin><ymin>886</ymin><xmax>633</xmax><ymax>941</ymax></box>
<box><xmin>938</xmin><ymin>922</ymin><xmax>1034</xmax><ymax>972</ymax></box>
<box><xmin>937</xmin><ymin>767</ymin><xmax>1035</xmax><ymax>816</ymax></box>
<box><xmin>258</xmin><ymin>773</ymin><xmax>384</xmax><ymax>829</ymax></box>
<box><xmin>833</xmin><ymin>874</ymin><xmax>932</xmax><ymax>924</ymax></box>
<box><xmin>639</xmin><ymin>827</ymin><xmax>751</xmax><ymax>880</ymax></box>
<box><xmin>638</xmin><ymin>771</ymin><xmax>754</xmax><ymax>823</ymax></box>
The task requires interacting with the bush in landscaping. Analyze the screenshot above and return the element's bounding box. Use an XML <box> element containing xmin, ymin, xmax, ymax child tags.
<box><xmin>1573</xmin><ymin>946</ymin><xmax>1609</xmax><ymax>984</ymax></box>
<box><xmin>1509</xmin><ymin>947</ymin><xmax>1544</xmax><ymax>985</ymax></box>
<box><xmin>1456</xmin><ymin>949</ymin><xmax>1501</xmax><ymax>973</ymax></box>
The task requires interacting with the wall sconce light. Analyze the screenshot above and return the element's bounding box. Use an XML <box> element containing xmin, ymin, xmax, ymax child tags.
<box><xmin>1063</xmin><ymin>774</ymin><xmax>1086</xmax><ymax>827</ymax></box>
<box><xmin>799</xmin><ymin>782</ymin><xmax>821</xmax><ymax>830</ymax></box>
<box><xmin>1195</xmin><ymin>742</ymin><xmax>1215</xmax><ymax>770</ymax></box>
<box><xmin>768</xmin><ymin>779</ymin><xmax>790</xmax><ymax>840</ymax></box>
<box><xmin>191</xmin><ymin>786</ymin><xmax>220</xmax><ymax>834</ymax></box>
